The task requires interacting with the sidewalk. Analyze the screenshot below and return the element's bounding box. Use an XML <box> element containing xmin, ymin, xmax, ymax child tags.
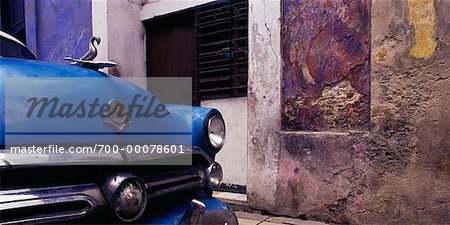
<box><xmin>213</xmin><ymin>191</ymin><xmax>327</xmax><ymax>225</ymax></box>
<box><xmin>236</xmin><ymin>211</ymin><xmax>328</xmax><ymax>225</ymax></box>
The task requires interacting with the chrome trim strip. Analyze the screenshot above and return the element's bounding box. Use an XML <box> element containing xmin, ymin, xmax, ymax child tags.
<box><xmin>1</xmin><ymin>195</ymin><xmax>96</xmax><ymax>225</ymax></box>
<box><xmin>0</xmin><ymin>31</ymin><xmax>27</xmax><ymax>48</ymax></box>
<box><xmin>0</xmin><ymin>146</ymin><xmax>213</xmax><ymax>168</ymax></box>
<box><xmin>146</xmin><ymin>174</ymin><xmax>200</xmax><ymax>188</ymax></box>
<box><xmin>0</xmin><ymin>195</ymin><xmax>95</xmax><ymax>211</ymax></box>
<box><xmin>0</xmin><ymin>184</ymin><xmax>105</xmax><ymax>225</ymax></box>
<box><xmin>0</xmin><ymin>30</ymin><xmax>38</xmax><ymax>60</ymax></box>
<box><xmin>0</xmin><ymin>184</ymin><xmax>99</xmax><ymax>201</ymax></box>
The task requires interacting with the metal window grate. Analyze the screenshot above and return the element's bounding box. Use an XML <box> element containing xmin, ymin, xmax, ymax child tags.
<box><xmin>194</xmin><ymin>0</ymin><xmax>248</xmax><ymax>100</ymax></box>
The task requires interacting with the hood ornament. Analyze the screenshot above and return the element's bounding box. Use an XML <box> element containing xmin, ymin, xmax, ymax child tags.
<box><xmin>80</xmin><ymin>36</ymin><xmax>101</xmax><ymax>61</ymax></box>
<box><xmin>64</xmin><ymin>36</ymin><xmax>117</xmax><ymax>71</ymax></box>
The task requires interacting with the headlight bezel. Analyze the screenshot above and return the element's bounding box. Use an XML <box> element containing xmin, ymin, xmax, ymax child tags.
<box><xmin>206</xmin><ymin>115</ymin><xmax>226</xmax><ymax>151</ymax></box>
<box><xmin>205</xmin><ymin>162</ymin><xmax>223</xmax><ymax>188</ymax></box>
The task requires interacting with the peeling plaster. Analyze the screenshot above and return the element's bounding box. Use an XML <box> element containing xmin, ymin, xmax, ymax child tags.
<box><xmin>254</xmin><ymin>0</ymin><xmax>450</xmax><ymax>224</ymax></box>
<box><xmin>407</xmin><ymin>0</ymin><xmax>437</xmax><ymax>59</ymax></box>
<box><xmin>315</xmin><ymin>79</ymin><xmax>364</xmax><ymax>129</ymax></box>
<box><xmin>281</xmin><ymin>0</ymin><xmax>371</xmax><ymax>131</ymax></box>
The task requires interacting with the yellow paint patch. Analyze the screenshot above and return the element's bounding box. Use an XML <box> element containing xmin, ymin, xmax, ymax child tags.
<box><xmin>374</xmin><ymin>48</ymin><xmax>387</xmax><ymax>63</ymax></box>
<box><xmin>407</xmin><ymin>0</ymin><xmax>437</xmax><ymax>59</ymax></box>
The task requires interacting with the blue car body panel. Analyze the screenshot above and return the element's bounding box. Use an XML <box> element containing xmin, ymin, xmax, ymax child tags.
<box><xmin>0</xmin><ymin>57</ymin><xmax>219</xmax><ymax>158</ymax></box>
<box><xmin>168</xmin><ymin>104</ymin><xmax>222</xmax><ymax>156</ymax></box>
<box><xmin>0</xmin><ymin>44</ymin><xmax>234</xmax><ymax>223</ymax></box>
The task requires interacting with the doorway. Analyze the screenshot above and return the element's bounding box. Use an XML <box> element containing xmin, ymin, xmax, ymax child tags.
<box><xmin>144</xmin><ymin>0</ymin><xmax>248</xmax><ymax>192</ymax></box>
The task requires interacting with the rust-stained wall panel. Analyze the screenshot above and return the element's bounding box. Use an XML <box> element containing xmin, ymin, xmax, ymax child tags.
<box><xmin>281</xmin><ymin>0</ymin><xmax>371</xmax><ymax>131</ymax></box>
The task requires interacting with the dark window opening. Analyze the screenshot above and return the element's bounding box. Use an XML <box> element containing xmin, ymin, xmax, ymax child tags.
<box><xmin>0</xmin><ymin>0</ymin><xmax>26</xmax><ymax>44</ymax></box>
<box><xmin>145</xmin><ymin>0</ymin><xmax>248</xmax><ymax>105</ymax></box>
<box><xmin>195</xmin><ymin>0</ymin><xmax>248</xmax><ymax>100</ymax></box>
<box><xmin>145</xmin><ymin>11</ymin><xmax>195</xmax><ymax>78</ymax></box>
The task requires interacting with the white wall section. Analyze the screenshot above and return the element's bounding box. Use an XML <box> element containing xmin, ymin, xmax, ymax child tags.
<box><xmin>201</xmin><ymin>97</ymin><xmax>248</xmax><ymax>186</ymax></box>
<box><xmin>91</xmin><ymin>0</ymin><xmax>109</xmax><ymax>63</ymax></box>
<box><xmin>141</xmin><ymin>0</ymin><xmax>216</xmax><ymax>21</ymax></box>
<box><xmin>107</xmin><ymin>0</ymin><xmax>146</xmax><ymax>79</ymax></box>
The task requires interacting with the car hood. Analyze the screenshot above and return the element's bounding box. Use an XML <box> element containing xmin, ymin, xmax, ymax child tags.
<box><xmin>0</xmin><ymin>58</ymin><xmax>205</xmax><ymax>166</ymax></box>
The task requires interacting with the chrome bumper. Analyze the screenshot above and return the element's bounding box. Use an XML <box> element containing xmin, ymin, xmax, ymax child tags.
<box><xmin>201</xmin><ymin>202</ymin><xmax>238</xmax><ymax>225</ymax></box>
<box><xmin>0</xmin><ymin>167</ymin><xmax>205</xmax><ymax>224</ymax></box>
<box><xmin>139</xmin><ymin>197</ymin><xmax>238</xmax><ymax>225</ymax></box>
<box><xmin>0</xmin><ymin>184</ymin><xmax>104</xmax><ymax>224</ymax></box>
<box><xmin>180</xmin><ymin>198</ymin><xmax>238</xmax><ymax>225</ymax></box>
<box><xmin>0</xmin><ymin>146</ymin><xmax>230</xmax><ymax>224</ymax></box>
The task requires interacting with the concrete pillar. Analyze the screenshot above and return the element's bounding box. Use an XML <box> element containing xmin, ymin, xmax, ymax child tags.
<box><xmin>247</xmin><ymin>0</ymin><xmax>282</xmax><ymax>211</ymax></box>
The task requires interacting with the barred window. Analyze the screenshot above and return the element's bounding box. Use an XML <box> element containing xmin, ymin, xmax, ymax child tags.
<box><xmin>194</xmin><ymin>0</ymin><xmax>248</xmax><ymax>100</ymax></box>
<box><xmin>145</xmin><ymin>0</ymin><xmax>248</xmax><ymax>105</ymax></box>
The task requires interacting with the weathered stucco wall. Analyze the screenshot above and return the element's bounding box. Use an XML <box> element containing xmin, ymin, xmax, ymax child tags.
<box><xmin>249</xmin><ymin>0</ymin><xmax>449</xmax><ymax>224</ymax></box>
<box><xmin>107</xmin><ymin>0</ymin><xmax>146</xmax><ymax>78</ymax></box>
<box><xmin>275</xmin><ymin>1</ymin><xmax>373</xmax><ymax>223</ymax></box>
<box><xmin>91</xmin><ymin>0</ymin><xmax>147</xmax><ymax>87</ymax></box>
<box><xmin>361</xmin><ymin>0</ymin><xmax>450</xmax><ymax>223</ymax></box>
<box><xmin>25</xmin><ymin>0</ymin><xmax>92</xmax><ymax>63</ymax></box>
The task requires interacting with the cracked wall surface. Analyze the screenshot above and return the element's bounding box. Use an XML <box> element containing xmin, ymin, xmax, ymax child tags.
<box><xmin>247</xmin><ymin>0</ymin><xmax>450</xmax><ymax>224</ymax></box>
<box><xmin>25</xmin><ymin>0</ymin><xmax>92</xmax><ymax>63</ymax></box>
<box><xmin>356</xmin><ymin>0</ymin><xmax>450</xmax><ymax>223</ymax></box>
<box><xmin>247</xmin><ymin>0</ymin><xmax>282</xmax><ymax>212</ymax></box>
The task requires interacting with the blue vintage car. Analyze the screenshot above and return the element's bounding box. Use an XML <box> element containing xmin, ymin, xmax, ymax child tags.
<box><xmin>0</xmin><ymin>31</ymin><xmax>237</xmax><ymax>224</ymax></box>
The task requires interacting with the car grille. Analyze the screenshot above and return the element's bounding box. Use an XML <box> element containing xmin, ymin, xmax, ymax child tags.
<box><xmin>0</xmin><ymin>185</ymin><xmax>100</xmax><ymax>224</ymax></box>
<box><xmin>0</xmin><ymin>166</ymin><xmax>206</xmax><ymax>224</ymax></box>
<box><xmin>144</xmin><ymin>167</ymin><xmax>205</xmax><ymax>198</ymax></box>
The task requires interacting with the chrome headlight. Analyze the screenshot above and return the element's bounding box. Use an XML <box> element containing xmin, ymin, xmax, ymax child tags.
<box><xmin>207</xmin><ymin>116</ymin><xmax>226</xmax><ymax>150</ymax></box>
<box><xmin>206</xmin><ymin>162</ymin><xmax>223</xmax><ymax>188</ymax></box>
<box><xmin>102</xmin><ymin>173</ymin><xmax>147</xmax><ymax>222</ymax></box>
